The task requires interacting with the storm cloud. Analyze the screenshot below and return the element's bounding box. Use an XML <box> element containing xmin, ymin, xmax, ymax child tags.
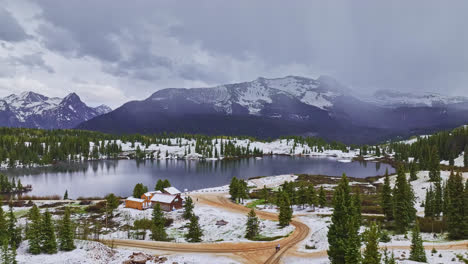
<box><xmin>0</xmin><ymin>0</ymin><xmax>467</xmax><ymax>107</ymax></box>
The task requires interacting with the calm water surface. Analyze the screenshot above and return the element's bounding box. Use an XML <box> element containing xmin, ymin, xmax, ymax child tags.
<box><xmin>3</xmin><ymin>156</ymin><xmax>394</xmax><ymax>198</ymax></box>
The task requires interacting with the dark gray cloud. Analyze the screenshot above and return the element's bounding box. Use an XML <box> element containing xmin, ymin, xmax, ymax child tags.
<box><xmin>9</xmin><ymin>53</ymin><xmax>54</xmax><ymax>73</ymax></box>
<box><xmin>6</xmin><ymin>0</ymin><xmax>468</xmax><ymax>100</ymax></box>
<box><xmin>0</xmin><ymin>7</ymin><xmax>30</xmax><ymax>42</ymax></box>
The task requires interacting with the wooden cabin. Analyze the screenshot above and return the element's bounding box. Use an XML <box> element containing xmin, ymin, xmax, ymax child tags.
<box><xmin>124</xmin><ymin>197</ymin><xmax>145</xmax><ymax>210</ymax></box>
<box><xmin>125</xmin><ymin>187</ymin><xmax>183</xmax><ymax>211</ymax></box>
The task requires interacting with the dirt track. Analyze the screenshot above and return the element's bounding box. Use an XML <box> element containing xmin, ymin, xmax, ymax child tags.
<box><xmin>106</xmin><ymin>193</ymin><xmax>468</xmax><ymax>264</ymax></box>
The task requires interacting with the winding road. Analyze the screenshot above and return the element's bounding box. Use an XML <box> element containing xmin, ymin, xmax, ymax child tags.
<box><xmin>105</xmin><ymin>193</ymin><xmax>468</xmax><ymax>264</ymax></box>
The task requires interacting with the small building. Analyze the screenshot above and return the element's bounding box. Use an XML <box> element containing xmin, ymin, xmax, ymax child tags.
<box><xmin>124</xmin><ymin>197</ymin><xmax>145</xmax><ymax>210</ymax></box>
<box><xmin>125</xmin><ymin>186</ymin><xmax>183</xmax><ymax>211</ymax></box>
<box><xmin>150</xmin><ymin>192</ymin><xmax>183</xmax><ymax>211</ymax></box>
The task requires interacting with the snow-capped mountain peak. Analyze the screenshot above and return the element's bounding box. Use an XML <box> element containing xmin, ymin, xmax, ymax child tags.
<box><xmin>0</xmin><ymin>91</ymin><xmax>111</xmax><ymax>129</ymax></box>
<box><xmin>372</xmin><ymin>89</ymin><xmax>468</xmax><ymax>107</ymax></box>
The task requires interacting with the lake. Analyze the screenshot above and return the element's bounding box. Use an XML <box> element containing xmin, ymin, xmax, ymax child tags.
<box><xmin>3</xmin><ymin>156</ymin><xmax>394</xmax><ymax>198</ymax></box>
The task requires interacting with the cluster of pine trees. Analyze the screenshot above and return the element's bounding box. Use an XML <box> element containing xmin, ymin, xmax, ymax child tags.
<box><xmin>0</xmin><ymin>175</ymin><xmax>24</xmax><ymax>194</ymax></box>
<box><xmin>0</xmin><ymin>206</ymin><xmax>20</xmax><ymax>263</ymax></box>
<box><xmin>380</xmin><ymin>167</ymin><xmax>417</xmax><ymax>233</ymax></box>
<box><xmin>424</xmin><ymin>171</ymin><xmax>468</xmax><ymax>239</ymax></box>
<box><xmin>150</xmin><ymin>196</ymin><xmax>203</xmax><ymax>242</ymax></box>
<box><xmin>26</xmin><ymin>205</ymin><xmax>75</xmax><ymax>255</ymax></box>
<box><xmin>229</xmin><ymin>177</ymin><xmax>249</xmax><ymax>203</ymax></box>
<box><xmin>391</xmin><ymin>125</ymin><xmax>468</xmax><ymax>168</ymax></box>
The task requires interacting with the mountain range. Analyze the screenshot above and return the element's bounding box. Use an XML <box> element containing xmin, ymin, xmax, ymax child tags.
<box><xmin>76</xmin><ymin>76</ymin><xmax>468</xmax><ymax>144</ymax></box>
<box><xmin>0</xmin><ymin>91</ymin><xmax>111</xmax><ymax>129</ymax></box>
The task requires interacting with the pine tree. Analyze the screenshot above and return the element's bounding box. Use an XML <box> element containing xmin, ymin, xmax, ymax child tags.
<box><xmin>409</xmin><ymin>221</ymin><xmax>427</xmax><ymax>262</ymax></box>
<box><xmin>409</xmin><ymin>162</ymin><xmax>418</xmax><ymax>181</ymax></box>
<box><xmin>27</xmin><ymin>205</ymin><xmax>41</xmax><ymax>254</ymax></box>
<box><xmin>7</xmin><ymin>207</ymin><xmax>21</xmax><ymax>249</ymax></box>
<box><xmin>58</xmin><ymin>207</ymin><xmax>75</xmax><ymax>251</ymax></box>
<box><xmin>155</xmin><ymin>179</ymin><xmax>164</xmax><ymax>191</ymax></box>
<box><xmin>40</xmin><ymin>211</ymin><xmax>57</xmax><ymax>254</ymax></box>
<box><xmin>150</xmin><ymin>203</ymin><xmax>167</xmax><ymax>241</ymax></box>
<box><xmin>318</xmin><ymin>186</ymin><xmax>327</xmax><ymax>208</ymax></box>
<box><xmin>229</xmin><ymin>177</ymin><xmax>239</xmax><ymax>202</ymax></box>
<box><xmin>362</xmin><ymin>222</ymin><xmax>381</xmax><ymax>264</ymax></box>
<box><xmin>278</xmin><ymin>192</ymin><xmax>293</xmax><ymax>227</ymax></box>
<box><xmin>429</xmin><ymin>147</ymin><xmax>441</xmax><ymax>182</ymax></box>
<box><xmin>186</xmin><ymin>215</ymin><xmax>203</xmax><ymax>242</ymax></box>
<box><xmin>0</xmin><ymin>206</ymin><xmax>6</xmax><ymax>244</ymax></box>
<box><xmin>183</xmin><ymin>196</ymin><xmax>194</xmax><ymax>220</ymax></box>
<box><xmin>433</xmin><ymin>180</ymin><xmax>443</xmax><ymax>217</ymax></box>
<box><xmin>447</xmin><ymin>171</ymin><xmax>465</xmax><ymax>239</ymax></box>
<box><xmin>245</xmin><ymin>209</ymin><xmax>259</xmax><ymax>239</ymax></box>
<box><xmin>298</xmin><ymin>185</ymin><xmax>308</xmax><ymax>208</ymax></box>
<box><xmin>393</xmin><ymin>167</ymin><xmax>415</xmax><ymax>233</ymax></box>
<box><xmin>327</xmin><ymin>174</ymin><xmax>361</xmax><ymax>264</ymax></box>
<box><xmin>105</xmin><ymin>193</ymin><xmax>120</xmax><ymax>218</ymax></box>
<box><xmin>260</xmin><ymin>185</ymin><xmax>269</xmax><ymax>203</ymax></box>
<box><xmin>381</xmin><ymin>170</ymin><xmax>394</xmax><ymax>221</ymax></box>
<box><xmin>424</xmin><ymin>186</ymin><xmax>434</xmax><ymax>218</ymax></box>
<box><xmin>307</xmin><ymin>185</ymin><xmax>317</xmax><ymax>208</ymax></box>
<box><xmin>464</xmin><ymin>145</ymin><xmax>468</xmax><ymax>167</ymax></box>
<box><xmin>63</xmin><ymin>190</ymin><xmax>68</xmax><ymax>200</ymax></box>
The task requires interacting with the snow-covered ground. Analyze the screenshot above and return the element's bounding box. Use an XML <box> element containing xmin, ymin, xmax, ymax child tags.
<box><xmin>440</xmin><ymin>152</ymin><xmax>465</xmax><ymax>167</ymax></box>
<box><xmin>106</xmin><ymin>201</ymin><xmax>294</xmax><ymax>243</ymax></box>
<box><xmin>284</xmin><ymin>249</ymin><xmax>467</xmax><ymax>264</ymax></box>
<box><xmin>17</xmin><ymin>239</ymin><xmax>241</xmax><ymax>264</ymax></box>
<box><xmin>189</xmin><ymin>174</ymin><xmax>298</xmax><ymax>193</ymax></box>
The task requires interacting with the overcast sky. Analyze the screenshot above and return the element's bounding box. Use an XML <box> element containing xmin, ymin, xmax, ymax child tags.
<box><xmin>0</xmin><ymin>0</ymin><xmax>467</xmax><ymax>108</ymax></box>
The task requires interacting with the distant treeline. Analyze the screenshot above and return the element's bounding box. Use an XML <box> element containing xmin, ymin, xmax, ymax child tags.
<box><xmin>0</xmin><ymin>127</ymin><xmax>349</xmax><ymax>168</ymax></box>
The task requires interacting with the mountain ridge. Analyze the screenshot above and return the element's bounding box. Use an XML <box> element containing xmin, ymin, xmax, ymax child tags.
<box><xmin>0</xmin><ymin>91</ymin><xmax>112</xmax><ymax>129</ymax></box>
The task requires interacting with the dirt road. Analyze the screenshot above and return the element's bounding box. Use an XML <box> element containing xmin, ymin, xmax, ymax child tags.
<box><xmin>106</xmin><ymin>193</ymin><xmax>309</xmax><ymax>264</ymax></box>
<box><xmin>107</xmin><ymin>193</ymin><xmax>468</xmax><ymax>264</ymax></box>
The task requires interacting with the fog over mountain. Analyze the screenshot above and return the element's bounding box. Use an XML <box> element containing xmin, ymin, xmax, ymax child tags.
<box><xmin>0</xmin><ymin>0</ymin><xmax>467</xmax><ymax>109</ymax></box>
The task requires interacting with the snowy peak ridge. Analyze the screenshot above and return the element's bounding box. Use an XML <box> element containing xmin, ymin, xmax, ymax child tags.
<box><xmin>0</xmin><ymin>91</ymin><xmax>111</xmax><ymax>129</ymax></box>
<box><xmin>372</xmin><ymin>89</ymin><xmax>468</xmax><ymax>107</ymax></box>
<box><xmin>150</xmin><ymin>76</ymin><xmax>344</xmax><ymax>114</ymax></box>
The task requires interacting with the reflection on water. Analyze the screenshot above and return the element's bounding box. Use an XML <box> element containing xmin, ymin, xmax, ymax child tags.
<box><xmin>3</xmin><ymin>156</ymin><xmax>395</xmax><ymax>198</ymax></box>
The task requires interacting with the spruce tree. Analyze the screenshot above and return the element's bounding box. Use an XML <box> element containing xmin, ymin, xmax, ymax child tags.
<box><xmin>318</xmin><ymin>186</ymin><xmax>327</xmax><ymax>208</ymax></box>
<box><xmin>409</xmin><ymin>162</ymin><xmax>418</xmax><ymax>181</ymax></box>
<box><xmin>307</xmin><ymin>184</ymin><xmax>317</xmax><ymax>208</ymax></box>
<box><xmin>58</xmin><ymin>207</ymin><xmax>75</xmax><ymax>251</ymax></box>
<box><xmin>327</xmin><ymin>174</ymin><xmax>361</xmax><ymax>264</ymax></box>
<box><xmin>229</xmin><ymin>177</ymin><xmax>239</xmax><ymax>202</ymax></box>
<box><xmin>409</xmin><ymin>222</ymin><xmax>427</xmax><ymax>262</ymax></box>
<box><xmin>186</xmin><ymin>215</ymin><xmax>203</xmax><ymax>242</ymax></box>
<box><xmin>429</xmin><ymin>147</ymin><xmax>441</xmax><ymax>182</ymax></box>
<box><xmin>245</xmin><ymin>209</ymin><xmax>259</xmax><ymax>239</ymax></box>
<box><xmin>381</xmin><ymin>170</ymin><xmax>394</xmax><ymax>221</ymax></box>
<box><xmin>362</xmin><ymin>222</ymin><xmax>381</xmax><ymax>264</ymax></box>
<box><xmin>183</xmin><ymin>196</ymin><xmax>194</xmax><ymax>220</ymax></box>
<box><xmin>424</xmin><ymin>186</ymin><xmax>434</xmax><ymax>218</ymax></box>
<box><xmin>393</xmin><ymin>167</ymin><xmax>415</xmax><ymax>233</ymax></box>
<box><xmin>278</xmin><ymin>192</ymin><xmax>293</xmax><ymax>227</ymax></box>
<box><xmin>7</xmin><ymin>207</ymin><xmax>21</xmax><ymax>248</ymax></box>
<box><xmin>464</xmin><ymin>145</ymin><xmax>468</xmax><ymax>167</ymax></box>
<box><xmin>447</xmin><ymin>171</ymin><xmax>465</xmax><ymax>239</ymax></box>
<box><xmin>260</xmin><ymin>185</ymin><xmax>269</xmax><ymax>203</ymax></box>
<box><xmin>63</xmin><ymin>190</ymin><xmax>68</xmax><ymax>200</ymax></box>
<box><xmin>27</xmin><ymin>205</ymin><xmax>41</xmax><ymax>254</ymax></box>
<box><xmin>40</xmin><ymin>211</ymin><xmax>57</xmax><ymax>254</ymax></box>
<box><xmin>150</xmin><ymin>203</ymin><xmax>167</xmax><ymax>241</ymax></box>
<box><xmin>0</xmin><ymin>206</ymin><xmax>6</xmax><ymax>244</ymax></box>
<box><xmin>433</xmin><ymin>180</ymin><xmax>443</xmax><ymax>217</ymax></box>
